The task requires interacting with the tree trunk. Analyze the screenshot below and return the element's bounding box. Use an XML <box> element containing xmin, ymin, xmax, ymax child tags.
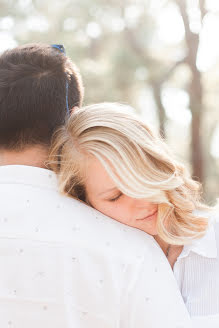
<box><xmin>177</xmin><ymin>0</ymin><xmax>205</xmax><ymax>183</ymax></box>
<box><xmin>189</xmin><ymin>69</ymin><xmax>204</xmax><ymax>182</ymax></box>
<box><xmin>151</xmin><ymin>81</ymin><xmax>166</xmax><ymax>138</ymax></box>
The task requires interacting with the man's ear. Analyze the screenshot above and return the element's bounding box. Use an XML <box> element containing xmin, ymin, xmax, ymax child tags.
<box><xmin>70</xmin><ymin>106</ymin><xmax>79</xmax><ymax>114</ymax></box>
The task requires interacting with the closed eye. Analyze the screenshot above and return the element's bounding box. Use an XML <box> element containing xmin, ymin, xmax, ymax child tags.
<box><xmin>108</xmin><ymin>193</ymin><xmax>122</xmax><ymax>202</ymax></box>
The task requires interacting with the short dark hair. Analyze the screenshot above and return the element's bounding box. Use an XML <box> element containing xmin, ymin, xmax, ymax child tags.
<box><xmin>0</xmin><ymin>43</ymin><xmax>84</xmax><ymax>150</ymax></box>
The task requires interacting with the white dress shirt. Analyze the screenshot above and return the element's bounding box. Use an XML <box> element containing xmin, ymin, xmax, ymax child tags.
<box><xmin>173</xmin><ymin>212</ymin><xmax>219</xmax><ymax>327</ymax></box>
<box><xmin>0</xmin><ymin>165</ymin><xmax>192</xmax><ymax>328</ymax></box>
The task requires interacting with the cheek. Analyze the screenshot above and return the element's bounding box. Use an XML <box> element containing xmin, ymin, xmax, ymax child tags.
<box><xmin>92</xmin><ymin>201</ymin><xmax>130</xmax><ymax>225</ymax></box>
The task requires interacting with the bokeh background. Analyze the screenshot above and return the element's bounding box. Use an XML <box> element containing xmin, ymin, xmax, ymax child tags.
<box><xmin>0</xmin><ymin>0</ymin><xmax>218</xmax><ymax>203</ymax></box>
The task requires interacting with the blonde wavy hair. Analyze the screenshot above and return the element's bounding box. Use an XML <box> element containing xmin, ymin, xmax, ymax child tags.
<box><xmin>49</xmin><ymin>102</ymin><xmax>210</xmax><ymax>245</ymax></box>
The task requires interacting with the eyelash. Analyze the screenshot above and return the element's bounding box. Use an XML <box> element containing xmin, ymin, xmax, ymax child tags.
<box><xmin>109</xmin><ymin>193</ymin><xmax>122</xmax><ymax>202</ymax></box>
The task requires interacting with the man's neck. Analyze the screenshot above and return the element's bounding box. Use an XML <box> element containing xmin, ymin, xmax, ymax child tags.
<box><xmin>0</xmin><ymin>145</ymin><xmax>49</xmax><ymax>168</ymax></box>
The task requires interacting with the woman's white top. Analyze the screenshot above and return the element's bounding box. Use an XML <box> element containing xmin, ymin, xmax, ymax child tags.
<box><xmin>173</xmin><ymin>212</ymin><xmax>219</xmax><ymax>327</ymax></box>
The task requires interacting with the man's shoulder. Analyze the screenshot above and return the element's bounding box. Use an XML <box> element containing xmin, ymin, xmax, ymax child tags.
<box><xmin>0</xmin><ymin>181</ymin><xmax>156</xmax><ymax>261</ymax></box>
<box><xmin>46</xmin><ymin>192</ymin><xmax>156</xmax><ymax>260</ymax></box>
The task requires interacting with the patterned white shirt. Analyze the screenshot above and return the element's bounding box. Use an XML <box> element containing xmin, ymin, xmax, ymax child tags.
<box><xmin>0</xmin><ymin>165</ymin><xmax>192</xmax><ymax>328</ymax></box>
<box><xmin>174</xmin><ymin>213</ymin><xmax>219</xmax><ymax>327</ymax></box>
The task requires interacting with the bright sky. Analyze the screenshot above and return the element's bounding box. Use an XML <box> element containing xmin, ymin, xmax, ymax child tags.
<box><xmin>156</xmin><ymin>1</ymin><xmax>219</xmax><ymax>72</ymax></box>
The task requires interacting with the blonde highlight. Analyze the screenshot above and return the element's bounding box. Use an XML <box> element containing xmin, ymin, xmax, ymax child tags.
<box><xmin>49</xmin><ymin>102</ymin><xmax>210</xmax><ymax>245</ymax></box>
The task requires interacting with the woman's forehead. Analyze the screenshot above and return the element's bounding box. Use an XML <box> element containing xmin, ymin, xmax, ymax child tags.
<box><xmin>85</xmin><ymin>157</ymin><xmax>118</xmax><ymax>195</ymax></box>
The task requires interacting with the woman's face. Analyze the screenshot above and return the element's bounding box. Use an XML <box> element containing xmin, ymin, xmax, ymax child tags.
<box><xmin>85</xmin><ymin>157</ymin><xmax>159</xmax><ymax>236</ymax></box>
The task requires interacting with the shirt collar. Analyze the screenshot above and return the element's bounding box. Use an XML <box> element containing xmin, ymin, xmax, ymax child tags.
<box><xmin>0</xmin><ymin>165</ymin><xmax>58</xmax><ymax>191</ymax></box>
<box><xmin>178</xmin><ymin>218</ymin><xmax>217</xmax><ymax>260</ymax></box>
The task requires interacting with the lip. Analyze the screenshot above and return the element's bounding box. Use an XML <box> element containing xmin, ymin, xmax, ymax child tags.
<box><xmin>136</xmin><ymin>210</ymin><xmax>158</xmax><ymax>221</ymax></box>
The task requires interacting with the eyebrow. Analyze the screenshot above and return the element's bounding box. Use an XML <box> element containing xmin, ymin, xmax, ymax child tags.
<box><xmin>97</xmin><ymin>187</ymin><xmax>119</xmax><ymax>196</ymax></box>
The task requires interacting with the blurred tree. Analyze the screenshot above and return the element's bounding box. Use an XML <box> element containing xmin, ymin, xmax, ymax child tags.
<box><xmin>176</xmin><ymin>0</ymin><xmax>206</xmax><ymax>183</ymax></box>
<box><xmin>0</xmin><ymin>0</ymin><xmax>218</xmax><ymax>202</ymax></box>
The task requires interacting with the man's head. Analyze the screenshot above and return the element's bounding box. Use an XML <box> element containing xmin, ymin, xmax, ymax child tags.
<box><xmin>0</xmin><ymin>43</ymin><xmax>84</xmax><ymax>151</ymax></box>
